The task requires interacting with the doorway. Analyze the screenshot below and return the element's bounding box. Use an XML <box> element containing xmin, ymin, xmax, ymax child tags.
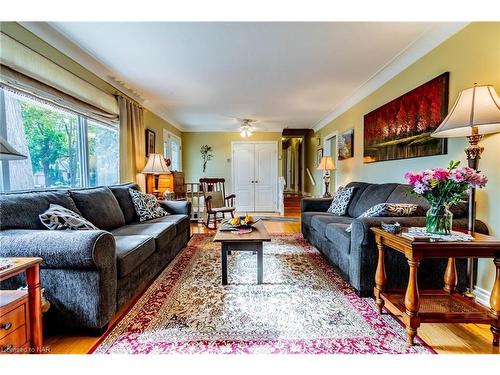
<box><xmin>323</xmin><ymin>131</ymin><xmax>339</xmax><ymax>194</ymax></box>
<box><xmin>281</xmin><ymin>136</ymin><xmax>304</xmax><ymax>195</ymax></box>
<box><xmin>231</xmin><ymin>141</ymin><xmax>278</xmax><ymax>212</ymax></box>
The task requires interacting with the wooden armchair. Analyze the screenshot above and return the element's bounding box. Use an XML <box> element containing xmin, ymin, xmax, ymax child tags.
<box><xmin>199</xmin><ymin>178</ymin><xmax>236</xmax><ymax>229</ymax></box>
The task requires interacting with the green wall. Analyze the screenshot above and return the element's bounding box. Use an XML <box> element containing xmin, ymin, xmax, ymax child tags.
<box><xmin>182</xmin><ymin>132</ymin><xmax>282</xmax><ymax>194</ymax></box>
<box><xmin>306</xmin><ymin>22</ymin><xmax>500</xmax><ymax>293</ymax></box>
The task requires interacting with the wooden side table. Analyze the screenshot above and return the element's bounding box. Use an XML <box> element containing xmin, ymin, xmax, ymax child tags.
<box><xmin>0</xmin><ymin>258</ymin><xmax>43</xmax><ymax>354</ymax></box>
<box><xmin>371</xmin><ymin>227</ymin><xmax>500</xmax><ymax>347</ymax></box>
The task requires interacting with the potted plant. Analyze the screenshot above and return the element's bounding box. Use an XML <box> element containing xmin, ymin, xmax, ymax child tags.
<box><xmin>404</xmin><ymin>161</ymin><xmax>487</xmax><ymax>234</ymax></box>
<box><xmin>200</xmin><ymin>145</ymin><xmax>213</xmax><ymax>174</ymax></box>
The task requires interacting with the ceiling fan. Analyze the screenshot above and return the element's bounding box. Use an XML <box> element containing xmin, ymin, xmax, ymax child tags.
<box><xmin>238</xmin><ymin>118</ymin><xmax>257</xmax><ymax>138</ymax></box>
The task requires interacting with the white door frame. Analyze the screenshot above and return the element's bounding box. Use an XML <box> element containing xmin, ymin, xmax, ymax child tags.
<box><xmin>163</xmin><ymin>129</ymin><xmax>182</xmax><ymax>171</ymax></box>
<box><xmin>323</xmin><ymin>131</ymin><xmax>339</xmax><ymax>193</ymax></box>
<box><xmin>231</xmin><ymin>140</ymin><xmax>279</xmax><ymax>212</ymax></box>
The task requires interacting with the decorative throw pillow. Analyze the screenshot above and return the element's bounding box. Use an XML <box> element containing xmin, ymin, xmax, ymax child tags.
<box><xmin>129</xmin><ymin>189</ymin><xmax>169</xmax><ymax>222</ymax></box>
<box><xmin>345</xmin><ymin>203</ymin><xmax>417</xmax><ymax>232</ymax></box>
<box><xmin>39</xmin><ymin>204</ymin><xmax>98</xmax><ymax>230</ymax></box>
<box><xmin>327</xmin><ymin>186</ymin><xmax>355</xmax><ymax>215</ymax></box>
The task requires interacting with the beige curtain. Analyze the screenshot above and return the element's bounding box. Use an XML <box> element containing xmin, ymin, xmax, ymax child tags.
<box><xmin>118</xmin><ymin>96</ymin><xmax>146</xmax><ymax>189</ymax></box>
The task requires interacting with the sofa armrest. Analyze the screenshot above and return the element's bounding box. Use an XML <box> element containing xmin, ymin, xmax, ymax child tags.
<box><xmin>158</xmin><ymin>200</ymin><xmax>191</xmax><ymax>216</ymax></box>
<box><xmin>301</xmin><ymin>197</ymin><xmax>333</xmax><ymax>213</ymax></box>
<box><xmin>0</xmin><ymin>229</ymin><xmax>115</xmax><ymax>270</ymax></box>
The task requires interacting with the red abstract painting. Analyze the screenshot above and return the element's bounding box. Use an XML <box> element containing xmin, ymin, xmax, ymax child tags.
<box><xmin>363</xmin><ymin>72</ymin><xmax>449</xmax><ymax>163</ymax></box>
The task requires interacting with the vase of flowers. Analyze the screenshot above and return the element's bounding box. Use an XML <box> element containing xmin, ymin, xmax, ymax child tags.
<box><xmin>404</xmin><ymin>161</ymin><xmax>487</xmax><ymax>235</ymax></box>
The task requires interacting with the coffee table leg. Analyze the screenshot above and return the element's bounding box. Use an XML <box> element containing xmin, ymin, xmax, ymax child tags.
<box><xmin>257</xmin><ymin>243</ymin><xmax>263</xmax><ymax>284</ymax></box>
<box><xmin>221</xmin><ymin>243</ymin><xmax>228</xmax><ymax>285</ymax></box>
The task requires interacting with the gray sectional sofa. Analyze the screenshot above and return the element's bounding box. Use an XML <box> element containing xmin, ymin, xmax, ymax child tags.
<box><xmin>0</xmin><ymin>183</ymin><xmax>191</xmax><ymax>332</ymax></box>
<box><xmin>301</xmin><ymin>181</ymin><xmax>488</xmax><ymax>296</ymax></box>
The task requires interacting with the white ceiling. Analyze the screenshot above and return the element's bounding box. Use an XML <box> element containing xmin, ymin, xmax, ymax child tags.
<box><xmin>23</xmin><ymin>22</ymin><xmax>466</xmax><ymax>132</ymax></box>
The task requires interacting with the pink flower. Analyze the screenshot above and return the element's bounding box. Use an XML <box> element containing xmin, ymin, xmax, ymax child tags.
<box><xmin>449</xmin><ymin>169</ymin><xmax>465</xmax><ymax>182</ymax></box>
<box><xmin>432</xmin><ymin>168</ymin><xmax>449</xmax><ymax>182</ymax></box>
<box><xmin>404</xmin><ymin>171</ymin><xmax>423</xmax><ymax>186</ymax></box>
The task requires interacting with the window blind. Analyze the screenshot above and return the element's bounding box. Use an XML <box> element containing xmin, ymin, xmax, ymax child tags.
<box><xmin>0</xmin><ymin>32</ymin><xmax>119</xmax><ymax>123</ymax></box>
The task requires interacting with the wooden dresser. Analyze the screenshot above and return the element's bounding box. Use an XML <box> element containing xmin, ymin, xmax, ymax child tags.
<box><xmin>146</xmin><ymin>171</ymin><xmax>186</xmax><ymax>199</ymax></box>
<box><xmin>0</xmin><ymin>258</ymin><xmax>43</xmax><ymax>354</ymax></box>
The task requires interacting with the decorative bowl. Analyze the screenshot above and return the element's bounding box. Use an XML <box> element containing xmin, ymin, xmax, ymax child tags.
<box><xmin>381</xmin><ymin>222</ymin><xmax>401</xmax><ymax>234</ymax></box>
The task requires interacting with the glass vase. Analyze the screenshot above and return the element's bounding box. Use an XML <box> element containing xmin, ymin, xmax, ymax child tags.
<box><xmin>426</xmin><ymin>204</ymin><xmax>453</xmax><ymax>235</ymax></box>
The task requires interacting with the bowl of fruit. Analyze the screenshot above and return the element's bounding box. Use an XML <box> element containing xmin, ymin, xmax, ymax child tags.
<box><xmin>224</xmin><ymin>214</ymin><xmax>259</xmax><ymax>228</ymax></box>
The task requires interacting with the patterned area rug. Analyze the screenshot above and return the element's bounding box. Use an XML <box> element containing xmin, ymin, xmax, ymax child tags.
<box><xmin>91</xmin><ymin>234</ymin><xmax>434</xmax><ymax>354</ymax></box>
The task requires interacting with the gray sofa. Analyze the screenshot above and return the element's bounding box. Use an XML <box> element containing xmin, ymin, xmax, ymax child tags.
<box><xmin>301</xmin><ymin>182</ymin><xmax>488</xmax><ymax>296</ymax></box>
<box><xmin>0</xmin><ymin>183</ymin><xmax>191</xmax><ymax>332</ymax></box>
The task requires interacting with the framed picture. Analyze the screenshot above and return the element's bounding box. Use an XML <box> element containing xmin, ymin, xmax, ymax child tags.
<box><xmin>338</xmin><ymin>129</ymin><xmax>354</xmax><ymax>160</ymax></box>
<box><xmin>316</xmin><ymin>148</ymin><xmax>323</xmax><ymax>168</ymax></box>
<box><xmin>145</xmin><ymin>129</ymin><xmax>156</xmax><ymax>157</ymax></box>
<box><xmin>363</xmin><ymin>72</ymin><xmax>449</xmax><ymax>163</ymax></box>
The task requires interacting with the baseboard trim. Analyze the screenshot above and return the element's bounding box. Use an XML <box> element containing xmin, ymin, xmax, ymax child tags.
<box><xmin>474</xmin><ymin>286</ymin><xmax>491</xmax><ymax>308</ymax></box>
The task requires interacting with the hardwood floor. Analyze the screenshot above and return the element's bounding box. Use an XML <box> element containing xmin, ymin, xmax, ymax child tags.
<box><xmin>43</xmin><ymin>218</ymin><xmax>498</xmax><ymax>354</ymax></box>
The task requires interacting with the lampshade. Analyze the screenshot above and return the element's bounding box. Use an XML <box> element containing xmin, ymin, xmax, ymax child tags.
<box><xmin>0</xmin><ymin>136</ymin><xmax>27</xmax><ymax>160</ymax></box>
<box><xmin>142</xmin><ymin>153</ymin><xmax>171</xmax><ymax>175</ymax></box>
<box><xmin>317</xmin><ymin>156</ymin><xmax>335</xmax><ymax>170</ymax></box>
<box><xmin>432</xmin><ymin>85</ymin><xmax>500</xmax><ymax>138</ymax></box>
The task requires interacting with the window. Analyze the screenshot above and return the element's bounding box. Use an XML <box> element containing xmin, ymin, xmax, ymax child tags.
<box><xmin>163</xmin><ymin>130</ymin><xmax>182</xmax><ymax>171</ymax></box>
<box><xmin>88</xmin><ymin>120</ymin><xmax>119</xmax><ymax>186</ymax></box>
<box><xmin>0</xmin><ymin>87</ymin><xmax>119</xmax><ymax>192</ymax></box>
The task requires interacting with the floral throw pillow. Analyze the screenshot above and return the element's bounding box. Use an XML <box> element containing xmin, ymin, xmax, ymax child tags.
<box><xmin>129</xmin><ymin>189</ymin><xmax>169</xmax><ymax>222</ymax></box>
<box><xmin>327</xmin><ymin>186</ymin><xmax>355</xmax><ymax>216</ymax></box>
<box><xmin>39</xmin><ymin>204</ymin><xmax>98</xmax><ymax>230</ymax></box>
<box><xmin>345</xmin><ymin>203</ymin><xmax>417</xmax><ymax>232</ymax></box>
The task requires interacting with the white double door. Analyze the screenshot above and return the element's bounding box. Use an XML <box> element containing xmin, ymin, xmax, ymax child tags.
<box><xmin>232</xmin><ymin>142</ymin><xmax>278</xmax><ymax>212</ymax></box>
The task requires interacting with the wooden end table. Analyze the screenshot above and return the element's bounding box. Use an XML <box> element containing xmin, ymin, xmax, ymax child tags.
<box><xmin>0</xmin><ymin>257</ymin><xmax>43</xmax><ymax>354</ymax></box>
<box><xmin>371</xmin><ymin>227</ymin><xmax>500</xmax><ymax>347</ymax></box>
<box><xmin>213</xmin><ymin>221</ymin><xmax>271</xmax><ymax>285</ymax></box>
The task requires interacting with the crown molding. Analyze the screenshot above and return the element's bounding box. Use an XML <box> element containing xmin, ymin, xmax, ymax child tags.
<box><xmin>19</xmin><ymin>22</ymin><xmax>186</xmax><ymax>132</ymax></box>
<box><xmin>311</xmin><ymin>22</ymin><xmax>469</xmax><ymax>133</ymax></box>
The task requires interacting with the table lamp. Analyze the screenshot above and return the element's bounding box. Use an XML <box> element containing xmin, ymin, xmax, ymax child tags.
<box><xmin>0</xmin><ymin>136</ymin><xmax>27</xmax><ymax>160</ymax></box>
<box><xmin>142</xmin><ymin>153</ymin><xmax>171</xmax><ymax>196</ymax></box>
<box><xmin>317</xmin><ymin>156</ymin><xmax>336</xmax><ymax>197</ymax></box>
<box><xmin>432</xmin><ymin>83</ymin><xmax>500</xmax><ymax>297</ymax></box>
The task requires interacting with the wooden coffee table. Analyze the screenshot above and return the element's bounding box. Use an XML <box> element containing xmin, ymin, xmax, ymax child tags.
<box><xmin>371</xmin><ymin>227</ymin><xmax>500</xmax><ymax>347</ymax></box>
<box><xmin>213</xmin><ymin>221</ymin><xmax>271</xmax><ymax>285</ymax></box>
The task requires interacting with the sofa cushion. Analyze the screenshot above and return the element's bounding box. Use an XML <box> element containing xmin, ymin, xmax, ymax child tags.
<box><xmin>302</xmin><ymin>212</ymin><xmax>336</xmax><ymax>227</ymax></box>
<box><xmin>325</xmin><ymin>223</ymin><xmax>351</xmax><ymax>254</ymax></box>
<box><xmin>112</xmin><ymin>221</ymin><xmax>177</xmax><ymax>253</ymax></box>
<box><xmin>114</xmin><ymin>235</ymin><xmax>156</xmax><ymax>278</ymax></box>
<box><xmin>109</xmin><ymin>183</ymin><xmax>140</xmax><ymax>224</ymax></box>
<box><xmin>0</xmin><ymin>190</ymin><xmax>80</xmax><ymax>230</ymax></box>
<box><xmin>310</xmin><ymin>215</ymin><xmax>353</xmax><ymax>236</ymax></box>
<box><xmin>144</xmin><ymin>214</ymin><xmax>190</xmax><ymax>234</ymax></box>
<box><xmin>349</xmin><ymin>183</ymin><xmax>399</xmax><ymax>218</ymax></box>
<box><xmin>70</xmin><ymin>187</ymin><xmax>126</xmax><ymax>230</ymax></box>
<box><xmin>345</xmin><ymin>182</ymin><xmax>371</xmax><ymax>218</ymax></box>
